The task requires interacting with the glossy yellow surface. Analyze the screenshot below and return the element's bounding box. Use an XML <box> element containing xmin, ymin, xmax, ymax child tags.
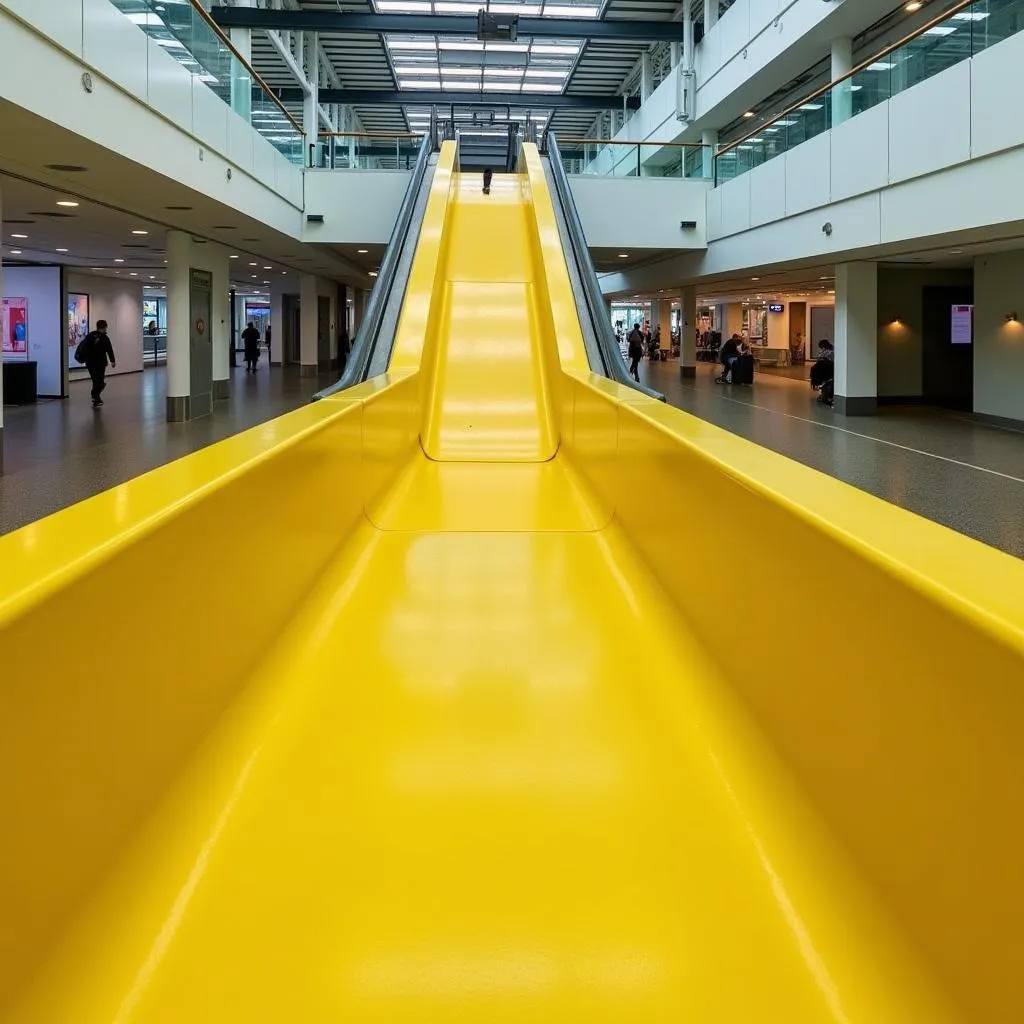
<box><xmin>2</xmin><ymin>146</ymin><xmax>1024</xmax><ymax>1022</ymax></box>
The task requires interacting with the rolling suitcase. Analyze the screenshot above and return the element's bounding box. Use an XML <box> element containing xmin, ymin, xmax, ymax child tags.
<box><xmin>732</xmin><ymin>353</ymin><xmax>755</xmax><ymax>386</ymax></box>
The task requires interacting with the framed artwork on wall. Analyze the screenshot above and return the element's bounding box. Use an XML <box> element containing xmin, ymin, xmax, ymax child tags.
<box><xmin>2</xmin><ymin>296</ymin><xmax>29</xmax><ymax>357</ymax></box>
<box><xmin>67</xmin><ymin>293</ymin><xmax>90</xmax><ymax>369</ymax></box>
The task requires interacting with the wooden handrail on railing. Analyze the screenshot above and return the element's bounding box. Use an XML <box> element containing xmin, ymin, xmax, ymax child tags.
<box><xmin>716</xmin><ymin>0</ymin><xmax>976</xmax><ymax>159</ymax></box>
<box><xmin>317</xmin><ymin>131</ymin><xmax>424</xmax><ymax>139</ymax></box>
<box><xmin>558</xmin><ymin>136</ymin><xmax>709</xmax><ymax>149</ymax></box>
<box><xmin>186</xmin><ymin>0</ymin><xmax>305</xmax><ymax>137</ymax></box>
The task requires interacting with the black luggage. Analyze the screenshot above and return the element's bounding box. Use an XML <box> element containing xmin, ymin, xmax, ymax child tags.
<box><xmin>732</xmin><ymin>353</ymin><xmax>755</xmax><ymax>385</ymax></box>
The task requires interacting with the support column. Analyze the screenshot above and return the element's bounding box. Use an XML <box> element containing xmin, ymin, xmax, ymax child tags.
<box><xmin>723</xmin><ymin>302</ymin><xmax>744</xmax><ymax>340</ymax></box>
<box><xmin>640</xmin><ymin>51</ymin><xmax>653</xmax><ymax>101</ymax></box>
<box><xmin>270</xmin><ymin>281</ymin><xmax>284</xmax><ymax>366</ymax></box>
<box><xmin>229</xmin><ymin>0</ymin><xmax>254</xmax><ymax>123</ymax></box>
<box><xmin>658</xmin><ymin>299</ymin><xmax>672</xmax><ymax>353</ymax></box>
<box><xmin>212</xmin><ymin>248</ymin><xmax>230</xmax><ymax>400</ymax></box>
<box><xmin>165</xmin><ymin>230</ymin><xmax>193</xmax><ymax>421</ymax></box>
<box><xmin>683</xmin><ymin>5</ymin><xmax>695</xmax><ymax>69</ymax></box>
<box><xmin>680</xmin><ymin>285</ymin><xmax>697</xmax><ymax>378</ymax></box>
<box><xmin>303</xmin><ymin>33</ymin><xmax>319</xmax><ymax>167</ymax></box>
<box><xmin>704</xmin><ymin>0</ymin><xmax>719</xmax><ymax>31</ymax></box>
<box><xmin>300</xmin><ymin>273</ymin><xmax>318</xmax><ymax>376</ymax></box>
<box><xmin>834</xmin><ymin>262</ymin><xmax>878</xmax><ymax>415</ymax></box>
<box><xmin>670</xmin><ymin>41</ymin><xmax>681</xmax><ymax>69</ymax></box>
<box><xmin>701</xmin><ymin>128</ymin><xmax>718</xmax><ymax>180</ymax></box>
<box><xmin>831</xmin><ymin>37</ymin><xmax>853</xmax><ymax>127</ymax></box>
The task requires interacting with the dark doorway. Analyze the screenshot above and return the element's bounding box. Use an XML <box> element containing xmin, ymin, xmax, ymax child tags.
<box><xmin>922</xmin><ymin>285</ymin><xmax>974</xmax><ymax>410</ymax></box>
<box><xmin>789</xmin><ymin>301</ymin><xmax>807</xmax><ymax>364</ymax></box>
<box><xmin>809</xmin><ymin>305</ymin><xmax>835</xmax><ymax>359</ymax></box>
<box><xmin>282</xmin><ymin>295</ymin><xmax>300</xmax><ymax>365</ymax></box>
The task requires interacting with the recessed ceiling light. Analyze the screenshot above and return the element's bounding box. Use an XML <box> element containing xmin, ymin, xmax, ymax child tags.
<box><xmin>131</xmin><ymin>229</ymin><xmax>149</xmax><ymax>235</ymax></box>
<box><xmin>743</xmin><ymin>111</ymin><xmax>756</xmax><ymax>118</ymax></box>
<box><xmin>115</xmin><ymin>258</ymin><xmax>125</xmax><ymax>263</ymax></box>
<box><xmin>129</xmin><ymin>272</ymin><xmax>138</xmax><ymax>276</ymax></box>
<box><xmin>55</xmin><ymin>247</ymin><xmax>68</xmax><ymax>253</ymax></box>
<box><xmin>263</xmin><ymin>265</ymin><xmax>271</xmax><ymax>269</ymax></box>
<box><xmin>618</xmin><ymin>253</ymin><xmax>629</xmax><ymax>258</ymax></box>
<box><xmin>9</xmin><ymin>249</ymin><xmax>21</xmax><ymax>255</ymax></box>
<box><xmin>904</xmin><ymin>1</ymin><xmax>923</xmax><ymax>11</ymax></box>
<box><xmin>949</xmin><ymin>249</ymin><xmax>964</xmax><ymax>254</ymax></box>
<box><xmin>230</xmin><ymin>254</ymin><xmax>239</xmax><ymax>259</ymax></box>
<box><xmin>149</xmin><ymin>275</ymin><xmax>156</xmax><ymax>280</ymax></box>
<box><xmin>751</xmin><ymin>276</ymin><xmax>760</xmax><ymax>280</ymax></box>
<box><xmin>357</xmin><ymin>248</ymin><xmax>368</xmax><ymax>254</ymax></box>
<box><xmin>369</xmin><ymin>271</ymin><xmax>378</xmax><ymax>277</ymax></box>
<box><xmin>249</xmin><ymin>262</ymin><xmax>258</xmax><ymax>266</ymax></box>
<box><xmin>281</xmin><ymin>271</ymin><xmax>287</xmax><ymax>275</ymax></box>
<box><xmin>10</xmin><ymin>233</ymin><xmax>27</xmax><ymax>239</ymax></box>
<box><xmin>251</xmin><ymin>274</ymin><xmax>257</xmax><ymax>278</ymax></box>
<box><xmin>56</xmin><ymin>200</ymin><xmax>79</xmax><ymax>208</ymax></box>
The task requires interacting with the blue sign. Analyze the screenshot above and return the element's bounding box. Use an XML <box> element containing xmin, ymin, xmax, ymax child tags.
<box><xmin>768</xmin><ymin>303</ymin><xmax>785</xmax><ymax>313</ymax></box>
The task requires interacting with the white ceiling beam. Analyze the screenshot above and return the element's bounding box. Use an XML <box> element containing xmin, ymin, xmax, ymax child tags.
<box><xmin>266</xmin><ymin>28</ymin><xmax>311</xmax><ymax>94</ymax></box>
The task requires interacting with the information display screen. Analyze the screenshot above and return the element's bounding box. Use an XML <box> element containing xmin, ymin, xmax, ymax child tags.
<box><xmin>951</xmin><ymin>304</ymin><xmax>973</xmax><ymax>345</ymax></box>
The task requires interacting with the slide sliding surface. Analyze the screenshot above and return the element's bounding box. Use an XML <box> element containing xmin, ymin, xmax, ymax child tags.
<box><xmin>2</xmin><ymin>143</ymin><xmax>1024</xmax><ymax>1022</ymax></box>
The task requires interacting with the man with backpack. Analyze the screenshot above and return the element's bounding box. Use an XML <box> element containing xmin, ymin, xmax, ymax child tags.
<box><xmin>75</xmin><ymin>319</ymin><xmax>116</xmax><ymax>406</ymax></box>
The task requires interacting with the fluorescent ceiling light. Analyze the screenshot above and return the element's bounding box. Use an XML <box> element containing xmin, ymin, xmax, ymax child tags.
<box><xmin>799</xmin><ymin>103</ymin><xmax>823</xmax><ymax>111</ymax></box>
<box><xmin>125</xmin><ymin>12</ymin><xmax>160</xmax><ymax>24</ymax></box>
<box><xmin>867</xmin><ymin>62</ymin><xmax>893</xmax><ymax>70</ymax></box>
<box><xmin>774</xmin><ymin>119</ymin><xmax>795</xmax><ymax>126</ymax></box>
<box><xmin>953</xmin><ymin>11</ymin><xmax>989</xmax><ymax>19</ymax></box>
<box><xmin>197</xmin><ymin>73</ymin><xmax>218</xmax><ymax>83</ymax></box>
<box><xmin>924</xmin><ymin>26</ymin><xmax>957</xmax><ymax>35</ymax></box>
<box><xmin>155</xmin><ymin>38</ymin><xmax>186</xmax><ymax>48</ymax></box>
<box><xmin>542</xmin><ymin>4</ymin><xmax>599</xmax><ymax>16</ymax></box>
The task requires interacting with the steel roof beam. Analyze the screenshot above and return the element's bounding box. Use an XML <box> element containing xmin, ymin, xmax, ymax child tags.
<box><xmin>277</xmin><ymin>87</ymin><xmax>637</xmax><ymax>108</ymax></box>
<box><xmin>211</xmin><ymin>6</ymin><xmax>684</xmax><ymax>41</ymax></box>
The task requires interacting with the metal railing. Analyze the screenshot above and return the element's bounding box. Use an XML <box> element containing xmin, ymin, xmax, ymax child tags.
<box><xmin>108</xmin><ymin>0</ymin><xmax>305</xmax><ymax>164</ymax></box>
<box><xmin>315</xmin><ymin>132</ymin><xmax>425</xmax><ymax>170</ymax></box>
<box><xmin>715</xmin><ymin>0</ymin><xmax>1024</xmax><ymax>185</ymax></box>
<box><xmin>558</xmin><ymin>137</ymin><xmax>712</xmax><ymax>180</ymax></box>
<box><xmin>547</xmin><ymin>134</ymin><xmax>665</xmax><ymax>402</ymax></box>
<box><xmin>313</xmin><ymin>133</ymin><xmax>433</xmax><ymax>399</ymax></box>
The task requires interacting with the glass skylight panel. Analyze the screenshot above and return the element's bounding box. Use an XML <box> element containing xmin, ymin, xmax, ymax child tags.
<box><xmin>388</xmin><ymin>39</ymin><xmax>437</xmax><ymax>50</ymax></box>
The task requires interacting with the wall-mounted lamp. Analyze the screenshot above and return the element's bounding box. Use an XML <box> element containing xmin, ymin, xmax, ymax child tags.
<box><xmin>891</xmin><ymin>316</ymin><xmax>903</xmax><ymax>326</ymax></box>
<box><xmin>1006</xmin><ymin>312</ymin><xmax>1018</xmax><ymax>323</ymax></box>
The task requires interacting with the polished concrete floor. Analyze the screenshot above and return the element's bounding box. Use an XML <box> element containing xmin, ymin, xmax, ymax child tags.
<box><xmin>640</xmin><ymin>358</ymin><xmax>1024</xmax><ymax>559</ymax></box>
<box><xmin>0</xmin><ymin>365</ymin><xmax>335</xmax><ymax>535</ymax></box>
<box><xmin>4</xmin><ymin>360</ymin><xmax>1023</xmax><ymax>559</ymax></box>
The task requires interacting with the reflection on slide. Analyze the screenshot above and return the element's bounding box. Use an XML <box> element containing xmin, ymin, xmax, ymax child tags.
<box><xmin>2</xmin><ymin>143</ymin><xmax>1024</xmax><ymax>1022</ymax></box>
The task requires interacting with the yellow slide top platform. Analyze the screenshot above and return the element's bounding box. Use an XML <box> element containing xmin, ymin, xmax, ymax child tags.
<box><xmin>1</xmin><ymin>143</ymin><xmax>1024</xmax><ymax>1022</ymax></box>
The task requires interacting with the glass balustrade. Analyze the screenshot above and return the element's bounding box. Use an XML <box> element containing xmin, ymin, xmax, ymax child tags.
<box><xmin>715</xmin><ymin>0</ymin><xmax>1024</xmax><ymax>185</ymax></box>
<box><xmin>107</xmin><ymin>0</ymin><xmax>306</xmax><ymax>164</ymax></box>
<box><xmin>317</xmin><ymin>134</ymin><xmax>425</xmax><ymax>171</ymax></box>
<box><xmin>558</xmin><ymin>139</ymin><xmax>713</xmax><ymax>180</ymax></box>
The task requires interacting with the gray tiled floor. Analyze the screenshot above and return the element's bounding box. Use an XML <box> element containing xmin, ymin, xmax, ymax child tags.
<box><xmin>640</xmin><ymin>359</ymin><xmax>1024</xmax><ymax>559</ymax></box>
<box><xmin>0</xmin><ymin>366</ymin><xmax>335</xmax><ymax>535</ymax></box>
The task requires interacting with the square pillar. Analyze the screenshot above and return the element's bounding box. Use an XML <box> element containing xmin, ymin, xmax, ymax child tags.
<box><xmin>212</xmin><ymin>247</ymin><xmax>230</xmax><ymax>400</ymax></box>
<box><xmin>834</xmin><ymin>261</ymin><xmax>878</xmax><ymax>415</ymax></box>
<box><xmin>165</xmin><ymin>229</ymin><xmax>193</xmax><ymax>421</ymax></box>
<box><xmin>680</xmin><ymin>285</ymin><xmax>697</xmax><ymax>378</ymax></box>
<box><xmin>300</xmin><ymin>273</ymin><xmax>318</xmax><ymax>376</ymax></box>
<box><xmin>831</xmin><ymin>37</ymin><xmax>853</xmax><ymax>127</ymax></box>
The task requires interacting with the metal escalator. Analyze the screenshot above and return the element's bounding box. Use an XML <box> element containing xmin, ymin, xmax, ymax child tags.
<box><xmin>544</xmin><ymin>132</ymin><xmax>664</xmax><ymax>401</ymax></box>
<box><xmin>313</xmin><ymin>133</ymin><xmax>434</xmax><ymax>399</ymax></box>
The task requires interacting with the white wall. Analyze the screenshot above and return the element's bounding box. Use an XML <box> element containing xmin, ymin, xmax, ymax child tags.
<box><xmin>0</xmin><ymin>1</ymin><xmax>304</xmax><ymax>236</ymax></box>
<box><xmin>570</xmin><ymin>177</ymin><xmax>709</xmax><ymax>250</ymax></box>
<box><xmin>2</xmin><ymin>266</ymin><xmax>62</xmax><ymax>396</ymax></box>
<box><xmin>303</xmin><ymin>171</ymin><xmax>411</xmax><ymax>245</ymax></box>
<box><xmin>974</xmin><ymin>251</ymin><xmax>1024</xmax><ymax>423</ymax></box>
<box><xmin>66</xmin><ymin>272</ymin><xmax>144</xmax><ymax>377</ymax></box>
<box><xmin>707</xmin><ymin>30</ymin><xmax>1024</xmax><ymax>246</ymax></box>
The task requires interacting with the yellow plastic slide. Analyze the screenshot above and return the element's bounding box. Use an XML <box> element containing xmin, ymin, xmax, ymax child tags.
<box><xmin>2</xmin><ymin>141</ymin><xmax>1024</xmax><ymax>1022</ymax></box>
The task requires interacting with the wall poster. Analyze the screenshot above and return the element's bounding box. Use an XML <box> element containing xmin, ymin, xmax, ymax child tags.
<box><xmin>1</xmin><ymin>296</ymin><xmax>29</xmax><ymax>357</ymax></box>
<box><xmin>67</xmin><ymin>293</ymin><xmax>90</xmax><ymax>368</ymax></box>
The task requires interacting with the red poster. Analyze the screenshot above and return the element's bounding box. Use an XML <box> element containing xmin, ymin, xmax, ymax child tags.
<box><xmin>2</xmin><ymin>297</ymin><xmax>28</xmax><ymax>355</ymax></box>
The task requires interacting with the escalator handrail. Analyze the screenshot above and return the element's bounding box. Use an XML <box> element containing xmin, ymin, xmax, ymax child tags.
<box><xmin>546</xmin><ymin>133</ymin><xmax>664</xmax><ymax>402</ymax></box>
<box><xmin>313</xmin><ymin>132</ymin><xmax>432</xmax><ymax>400</ymax></box>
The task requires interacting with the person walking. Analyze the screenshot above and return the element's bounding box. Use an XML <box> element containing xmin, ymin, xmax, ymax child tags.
<box><xmin>242</xmin><ymin>321</ymin><xmax>261</xmax><ymax>374</ymax></box>
<box><xmin>78</xmin><ymin>319</ymin><xmax>116</xmax><ymax>406</ymax></box>
<box><xmin>627</xmin><ymin>322</ymin><xmax>644</xmax><ymax>382</ymax></box>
